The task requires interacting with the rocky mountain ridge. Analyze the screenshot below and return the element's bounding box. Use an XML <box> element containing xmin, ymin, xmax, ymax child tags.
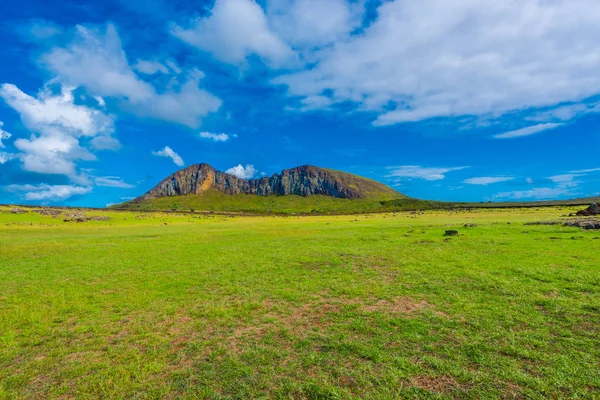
<box><xmin>136</xmin><ymin>164</ymin><xmax>401</xmax><ymax>201</ymax></box>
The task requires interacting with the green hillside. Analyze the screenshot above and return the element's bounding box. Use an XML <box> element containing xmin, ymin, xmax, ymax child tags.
<box><xmin>113</xmin><ymin>189</ymin><xmax>600</xmax><ymax>215</ymax></box>
<box><xmin>114</xmin><ymin>189</ymin><xmax>408</xmax><ymax>214</ymax></box>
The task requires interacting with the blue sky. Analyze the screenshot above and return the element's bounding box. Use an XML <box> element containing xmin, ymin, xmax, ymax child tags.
<box><xmin>2</xmin><ymin>0</ymin><xmax>600</xmax><ymax>207</ymax></box>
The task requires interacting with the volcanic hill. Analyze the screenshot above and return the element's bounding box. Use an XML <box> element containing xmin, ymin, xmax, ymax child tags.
<box><xmin>115</xmin><ymin>164</ymin><xmax>407</xmax><ymax>213</ymax></box>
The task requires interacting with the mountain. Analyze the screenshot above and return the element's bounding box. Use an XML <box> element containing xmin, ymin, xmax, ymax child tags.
<box><xmin>137</xmin><ymin>164</ymin><xmax>403</xmax><ymax>201</ymax></box>
<box><xmin>112</xmin><ymin>164</ymin><xmax>600</xmax><ymax>214</ymax></box>
<box><xmin>115</xmin><ymin>164</ymin><xmax>406</xmax><ymax>213</ymax></box>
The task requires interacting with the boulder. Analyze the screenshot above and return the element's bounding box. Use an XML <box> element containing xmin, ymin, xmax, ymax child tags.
<box><xmin>576</xmin><ymin>203</ymin><xmax>600</xmax><ymax>216</ymax></box>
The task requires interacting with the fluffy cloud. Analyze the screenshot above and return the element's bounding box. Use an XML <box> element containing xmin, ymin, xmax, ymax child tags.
<box><xmin>464</xmin><ymin>176</ymin><xmax>515</xmax><ymax>185</ymax></box>
<box><xmin>267</xmin><ymin>0</ymin><xmax>363</xmax><ymax>48</ymax></box>
<box><xmin>6</xmin><ymin>184</ymin><xmax>92</xmax><ymax>201</ymax></box>
<box><xmin>0</xmin><ymin>121</ymin><xmax>11</xmax><ymax>147</ymax></box>
<box><xmin>171</xmin><ymin>0</ymin><xmax>295</xmax><ymax>67</ymax></box>
<box><xmin>42</xmin><ymin>24</ymin><xmax>222</xmax><ymax>128</ymax></box>
<box><xmin>226</xmin><ymin>164</ymin><xmax>257</xmax><ymax>179</ymax></box>
<box><xmin>0</xmin><ymin>83</ymin><xmax>115</xmax><ymax>178</ymax></box>
<box><xmin>273</xmin><ymin>0</ymin><xmax>600</xmax><ymax>125</ymax></box>
<box><xmin>199</xmin><ymin>132</ymin><xmax>235</xmax><ymax>142</ymax></box>
<box><xmin>94</xmin><ymin>176</ymin><xmax>134</xmax><ymax>188</ymax></box>
<box><xmin>494</xmin><ymin>123</ymin><xmax>564</xmax><ymax>139</ymax></box>
<box><xmin>0</xmin><ymin>152</ymin><xmax>16</xmax><ymax>164</ymax></box>
<box><xmin>153</xmin><ymin>146</ymin><xmax>184</xmax><ymax>167</ymax></box>
<box><xmin>387</xmin><ymin>165</ymin><xmax>469</xmax><ymax>181</ymax></box>
<box><xmin>0</xmin><ymin>84</ymin><xmax>113</xmax><ymax>138</ymax></box>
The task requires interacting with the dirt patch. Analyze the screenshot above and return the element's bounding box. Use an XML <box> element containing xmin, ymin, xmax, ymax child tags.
<box><xmin>63</xmin><ymin>351</ymin><xmax>103</xmax><ymax>363</ymax></box>
<box><xmin>410</xmin><ymin>375</ymin><xmax>459</xmax><ymax>393</ymax></box>
<box><xmin>260</xmin><ymin>297</ymin><xmax>353</xmax><ymax>336</ymax></box>
<box><xmin>500</xmin><ymin>382</ymin><xmax>523</xmax><ymax>399</ymax></box>
<box><xmin>363</xmin><ymin>297</ymin><xmax>430</xmax><ymax>314</ymax></box>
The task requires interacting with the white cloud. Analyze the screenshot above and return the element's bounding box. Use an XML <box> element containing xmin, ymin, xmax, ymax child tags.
<box><xmin>20</xmin><ymin>21</ymin><xmax>64</xmax><ymax>41</ymax></box>
<box><xmin>165</xmin><ymin>60</ymin><xmax>182</xmax><ymax>74</ymax></box>
<box><xmin>0</xmin><ymin>121</ymin><xmax>12</xmax><ymax>148</ymax></box>
<box><xmin>548</xmin><ymin>174</ymin><xmax>581</xmax><ymax>184</ymax></box>
<box><xmin>267</xmin><ymin>0</ymin><xmax>364</xmax><ymax>48</ymax></box>
<box><xmin>6</xmin><ymin>184</ymin><xmax>92</xmax><ymax>201</ymax></box>
<box><xmin>297</xmin><ymin>95</ymin><xmax>334</xmax><ymax>111</ymax></box>
<box><xmin>572</xmin><ymin>167</ymin><xmax>600</xmax><ymax>174</ymax></box>
<box><xmin>464</xmin><ymin>176</ymin><xmax>515</xmax><ymax>185</ymax></box>
<box><xmin>495</xmin><ymin>186</ymin><xmax>577</xmax><ymax>201</ymax></box>
<box><xmin>0</xmin><ymin>83</ymin><xmax>116</xmax><ymax>178</ymax></box>
<box><xmin>0</xmin><ymin>84</ymin><xmax>113</xmax><ymax>138</ymax></box>
<box><xmin>0</xmin><ymin>152</ymin><xmax>16</xmax><ymax>164</ymax></box>
<box><xmin>226</xmin><ymin>164</ymin><xmax>257</xmax><ymax>179</ymax></box>
<box><xmin>199</xmin><ymin>131</ymin><xmax>235</xmax><ymax>142</ymax></box>
<box><xmin>90</xmin><ymin>135</ymin><xmax>121</xmax><ymax>151</ymax></box>
<box><xmin>171</xmin><ymin>0</ymin><xmax>295</xmax><ymax>67</ymax></box>
<box><xmin>496</xmin><ymin>170</ymin><xmax>586</xmax><ymax>200</ymax></box>
<box><xmin>386</xmin><ymin>165</ymin><xmax>469</xmax><ymax>181</ymax></box>
<box><xmin>153</xmin><ymin>146</ymin><xmax>184</xmax><ymax>167</ymax></box>
<box><xmin>134</xmin><ymin>60</ymin><xmax>169</xmax><ymax>75</ymax></box>
<box><xmin>494</xmin><ymin>123</ymin><xmax>563</xmax><ymax>139</ymax></box>
<box><xmin>42</xmin><ymin>24</ymin><xmax>222</xmax><ymax>128</ymax></box>
<box><xmin>95</xmin><ymin>176</ymin><xmax>134</xmax><ymax>188</ymax></box>
<box><xmin>273</xmin><ymin>0</ymin><xmax>600</xmax><ymax>126</ymax></box>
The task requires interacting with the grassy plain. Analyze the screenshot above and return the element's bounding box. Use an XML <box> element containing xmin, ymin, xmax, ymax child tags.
<box><xmin>1</xmin><ymin>205</ymin><xmax>599</xmax><ymax>399</ymax></box>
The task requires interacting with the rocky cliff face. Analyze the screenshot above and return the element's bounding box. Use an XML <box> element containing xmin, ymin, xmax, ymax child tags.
<box><xmin>139</xmin><ymin>164</ymin><xmax>400</xmax><ymax>200</ymax></box>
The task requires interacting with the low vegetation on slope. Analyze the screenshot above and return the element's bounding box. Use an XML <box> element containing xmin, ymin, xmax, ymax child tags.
<box><xmin>113</xmin><ymin>189</ymin><xmax>600</xmax><ymax>215</ymax></box>
<box><xmin>115</xmin><ymin>189</ymin><xmax>424</xmax><ymax>214</ymax></box>
<box><xmin>1</xmin><ymin>205</ymin><xmax>599</xmax><ymax>398</ymax></box>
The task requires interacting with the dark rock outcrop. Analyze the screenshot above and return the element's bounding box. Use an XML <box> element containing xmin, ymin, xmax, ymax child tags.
<box><xmin>576</xmin><ymin>203</ymin><xmax>600</xmax><ymax>216</ymax></box>
<box><xmin>138</xmin><ymin>164</ymin><xmax>400</xmax><ymax>201</ymax></box>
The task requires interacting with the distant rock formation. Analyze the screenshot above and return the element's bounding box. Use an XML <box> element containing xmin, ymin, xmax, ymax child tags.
<box><xmin>576</xmin><ymin>203</ymin><xmax>600</xmax><ymax>216</ymax></box>
<box><xmin>137</xmin><ymin>164</ymin><xmax>401</xmax><ymax>201</ymax></box>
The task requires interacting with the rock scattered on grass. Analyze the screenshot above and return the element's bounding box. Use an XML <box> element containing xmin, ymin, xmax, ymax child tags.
<box><xmin>527</xmin><ymin>219</ymin><xmax>600</xmax><ymax>230</ymax></box>
<box><xmin>36</xmin><ymin>208</ymin><xmax>63</xmax><ymax>217</ymax></box>
<box><xmin>564</xmin><ymin>219</ymin><xmax>600</xmax><ymax>230</ymax></box>
<box><xmin>444</xmin><ymin>230</ymin><xmax>459</xmax><ymax>236</ymax></box>
<box><xmin>63</xmin><ymin>213</ymin><xmax>110</xmax><ymax>222</ymax></box>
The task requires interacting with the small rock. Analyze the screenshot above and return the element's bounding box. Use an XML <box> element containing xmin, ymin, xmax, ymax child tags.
<box><xmin>444</xmin><ymin>230</ymin><xmax>459</xmax><ymax>236</ymax></box>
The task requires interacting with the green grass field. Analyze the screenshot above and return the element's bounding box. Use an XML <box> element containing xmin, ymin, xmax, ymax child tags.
<box><xmin>1</xmin><ymin>205</ymin><xmax>599</xmax><ymax>399</ymax></box>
